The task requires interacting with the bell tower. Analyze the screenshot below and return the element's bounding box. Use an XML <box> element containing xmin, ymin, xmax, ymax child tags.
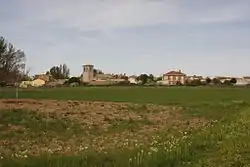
<box><xmin>82</xmin><ymin>64</ymin><xmax>94</xmax><ymax>83</ymax></box>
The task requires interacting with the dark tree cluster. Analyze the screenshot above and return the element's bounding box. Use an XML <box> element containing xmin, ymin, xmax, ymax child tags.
<box><xmin>46</xmin><ymin>64</ymin><xmax>70</xmax><ymax>80</ymax></box>
<box><xmin>0</xmin><ymin>37</ymin><xmax>26</xmax><ymax>84</ymax></box>
<box><xmin>136</xmin><ymin>74</ymin><xmax>155</xmax><ymax>85</ymax></box>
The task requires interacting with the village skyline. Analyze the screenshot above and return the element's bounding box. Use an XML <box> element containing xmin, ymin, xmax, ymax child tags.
<box><xmin>18</xmin><ymin>63</ymin><xmax>250</xmax><ymax>88</ymax></box>
<box><xmin>33</xmin><ymin>63</ymin><xmax>249</xmax><ymax>79</ymax></box>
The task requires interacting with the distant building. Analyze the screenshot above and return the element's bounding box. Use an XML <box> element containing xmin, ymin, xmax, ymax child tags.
<box><xmin>45</xmin><ymin>79</ymin><xmax>68</xmax><ymax>87</ymax></box>
<box><xmin>34</xmin><ymin>74</ymin><xmax>51</xmax><ymax>82</ymax></box>
<box><xmin>81</xmin><ymin>64</ymin><xmax>125</xmax><ymax>85</ymax></box>
<box><xmin>94</xmin><ymin>74</ymin><xmax>113</xmax><ymax>81</ymax></box>
<box><xmin>235</xmin><ymin>77</ymin><xmax>250</xmax><ymax>86</ymax></box>
<box><xmin>19</xmin><ymin>78</ymin><xmax>46</xmax><ymax>88</ymax></box>
<box><xmin>187</xmin><ymin>75</ymin><xmax>203</xmax><ymax>81</ymax></box>
<box><xmin>162</xmin><ymin>70</ymin><xmax>186</xmax><ymax>85</ymax></box>
<box><xmin>32</xmin><ymin>78</ymin><xmax>46</xmax><ymax>87</ymax></box>
<box><xmin>215</xmin><ymin>76</ymin><xmax>231</xmax><ymax>83</ymax></box>
<box><xmin>82</xmin><ymin>64</ymin><xmax>94</xmax><ymax>83</ymax></box>
<box><xmin>128</xmin><ymin>76</ymin><xmax>138</xmax><ymax>84</ymax></box>
<box><xmin>243</xmin><ymin>77</ymin><xmax>250</xmax><ymax>84</ymax></box>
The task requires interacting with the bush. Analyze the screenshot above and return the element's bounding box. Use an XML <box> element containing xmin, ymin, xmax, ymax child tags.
<box><xmin>0</xmin><ymin>81</ymin><xmax>7</xmax><ymax>87</ymax></box>
<box><xmin>176</xmin><ymin>81</ymin><xmax>183</xmax><ymax>86</ymax></box>
<box><xmin>113</xmin><ymin>81</ymin><xmax>130</xmax><ymax>86</ymax></box>
<box><xmin>185</xmin><ymin>79</ymin><xmax>202</xmax><ymax>86</ymax></box>
<box><xmin>230</xmin><ymin>78</ymin><xmax>237</xmax><ymax>84</ymax></box>
<box><xmin>223</xmin><ymin>80</ymin><xmax>232</xmax><ymax>85</ymax></box>
<box><xmin>64</xmin><ymin>77</ymin><xmax>81</xmax><ymax>85</ymax></box>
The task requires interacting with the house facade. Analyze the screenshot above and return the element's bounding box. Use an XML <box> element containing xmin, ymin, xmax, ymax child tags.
<box><xmin>81</xmin><ymin>64</ymin><xmax>126</xmax><ymax>85</ymax></box>
<box><xmin>162</xmin><ymin>70</ymin><xmax>186</xmax><ymax>85</ymax></box>
<box><xmin>32</xmin><ymin>79</ymin><xmax>46</xmax><ymax>87</ymax></box>
<box><xmin>243</xmin><ymin>77</ymin><xmax>250</xmax><ymax>84</ymax></box>
<box><xmin>235</xmin><ymin>77</ymin><xmax>250</xmax><ymax>86</ymax></box>
<box><xmin>34</xmin><ymin>74</ymin><xmax>52</xmax><ymax>82</ymax></box>
<box><xmin>20</xmin><ymin>78</ymin><xmax>46</xmax><ymax>88</ymax></box>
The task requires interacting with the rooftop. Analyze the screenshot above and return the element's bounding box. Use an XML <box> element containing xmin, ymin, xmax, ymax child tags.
<box><xmin>164</xmin><ymin>70</ymin><xmax>186</xmax><ymax>76</ymax></box>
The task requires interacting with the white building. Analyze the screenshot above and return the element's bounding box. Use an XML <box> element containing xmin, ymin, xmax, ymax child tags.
<box><xmin>128</xmin><ymin>76</ymin><xmax>138</xmax><ymax>84</ymax></box>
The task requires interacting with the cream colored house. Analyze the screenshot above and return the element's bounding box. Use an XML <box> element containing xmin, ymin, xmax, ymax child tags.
<box><xmin>34</xmin><ymin>74</ymin><xmax>51</xmax><ymax>82</ymax></box>
<box><xmin>234</xmin><ymin>77</ymin><xmax>250</xmax><ymax>86</ymax></box>
<box><xmin>19</xmin><ymin>81</ymin><xmax>33</xmax><ymax>88</ymax></box>
<box><xmin>162</xmin><ymin>70</ymin><xmax>186</xmax><ymax>85</ymax></box>
<box><xmin>32</xmin><ymin>79</ymin><xmax>46</xmax><ymax>87</ymax></box>
<box><xmin>19</xmin><ymin>79</ymin><xmax>46</xmax><ymax>88</ymax></box>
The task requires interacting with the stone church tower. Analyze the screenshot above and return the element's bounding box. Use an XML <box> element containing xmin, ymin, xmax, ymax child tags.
<box><xmin>82</xmin><ymin>64</ymin><xmax>94</xmax><ymax>83</ymax></box>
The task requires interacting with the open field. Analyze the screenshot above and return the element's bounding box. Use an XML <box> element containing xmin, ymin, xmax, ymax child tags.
<box><xmin>1</xmin><ymin>87</ymin><xmax>250</xmax><ymax>166</ymax></box>
<box><xmin>1</xmin><ymin>86</ymin><xmax>250</xmax><ymax>104</ymax></box>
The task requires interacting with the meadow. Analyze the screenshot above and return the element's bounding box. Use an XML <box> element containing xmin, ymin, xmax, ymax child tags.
<box><xmin>1</xmin><ymin>86</ymin><xmax>250</xmax><ymax>167</ymax></box>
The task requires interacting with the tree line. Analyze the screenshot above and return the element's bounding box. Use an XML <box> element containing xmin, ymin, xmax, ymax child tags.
<box><xmin>134</xmin><ymin>74</ymin><xmax>237</xmax><ymax>86</ymax></box>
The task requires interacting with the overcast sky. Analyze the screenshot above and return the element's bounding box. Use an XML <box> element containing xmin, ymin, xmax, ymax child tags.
<box><xmin>1</xmin><ymin>0</ymin><xmax>250</xmax><ymax>77</ymax></box>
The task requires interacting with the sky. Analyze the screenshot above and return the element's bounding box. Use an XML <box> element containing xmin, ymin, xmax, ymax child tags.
<box><xmin>1</xmin><ymin>0</ymin><xmax>250</xmax><ymax>77</ymax></box>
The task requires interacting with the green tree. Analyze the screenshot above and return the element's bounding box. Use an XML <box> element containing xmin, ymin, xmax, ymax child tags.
<box><xmin>212</xmin><ymin>78</ymin><xmax>221</xmax><ymax>85</ymax></box>
<box><xmin>47</xmin><ymin>64</ymin><xmax>70</xmax><ymax>79</ymax></box>
<box><xmin>137</xmin><ymin>74</ymin><xmax>148</xmax><ymax>85</ymax></box>
<box><xmin>93</xmin><ymin>69</ymin><xmax>104</xmax><ymax>76</ymax></box>
<box><xmin>148</xmin><ymin>74</ymin><xmax>154</xmax><ymax>82</ymax></box>
<box><xmin>67</xmin><ymin>77</ymin><xmax>81</xmax><ymax>84</ymax></box>
<box><xmin>223</xmin><ymin>80</ymin><xmax>232</xmax><ymax>85</ymax></box>
<box><xmin>61</xmin><ymin>64</ymin><xmax>70</xmax><ymax>79</ymax></box>
<box><xmin>205</xmin><ymin>77</ymin><xmax>212</xmax><ymax>84</ymax></box>
<box><xmin>186</xmin><ymin>79</ymin><xmax>202</xmax><ymax>86</ymax></box>
<box><xmin>230</xmin><ymin>78</ymin><xmax>237</xmax><ymax>84</ymax></box>
<box><xmin>20</xmin><ymin>68</ymin><xmax>32</xmax><ymax>81</ymax></box>
<box><xmin>176</xmin><ymin>81</ymin><xmax>183</xmax><ymax>86</ymax></box>
<box><xmin>0</xmin><ymin>36</ymin><xmax>26</xmax><ymax>83</ymax></box>
<box><xmin>155</xmin><ymin>76</ymin><xmax>163</xmax><ymax>82</ymax></box>
<box><xmin>193</xmin><ymin>79</ymin><xmax>202</xmax><ymax>86</ymax></box>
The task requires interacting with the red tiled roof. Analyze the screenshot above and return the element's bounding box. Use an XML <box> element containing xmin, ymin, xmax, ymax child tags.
<box><xmin>164</xmin><ymin>71</ymin><xmax>186</xmax><ymax>76</ymax></box>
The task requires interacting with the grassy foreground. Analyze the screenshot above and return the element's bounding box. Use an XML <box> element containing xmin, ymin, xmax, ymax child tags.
<box><xmin>1</xmin><ymin>87</ymin><xmax>250</xmax><ymax>166</ymax></box>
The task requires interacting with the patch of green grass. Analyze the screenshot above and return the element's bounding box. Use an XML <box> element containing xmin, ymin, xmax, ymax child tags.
<box><xmin>0</xmin><ymin>109</ymin><xmax>85</xmax><ymax>158</ymax></box>
<box><xmin>181</xmin><ymin>100</ymin><xmax>249</xmax><ymax>120</ymax></box>
<box><xmin>105</xmin><ymin>117</ymin><xmax>153</xmax><ymax>133</ymax></box>
<box><xmin>188</xmin><ymin>107</ymin><xmax>250</xmax><ymax>166</ymax></box>
<box><xmin>1</xmin><ymin>87</ymin><xmax>250</xmax><ymax>105</ymax></box>
<box><xmin>0</xmin><ymin>109</ymin><xmax>82</xmax><ymax>140</ymax></box>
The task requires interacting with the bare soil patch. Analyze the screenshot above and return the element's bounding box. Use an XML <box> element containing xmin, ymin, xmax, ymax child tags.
<box><xmin>0</xmin><ymin>99</ymin><xmax>208</xmax><ymax>156</ymax></box>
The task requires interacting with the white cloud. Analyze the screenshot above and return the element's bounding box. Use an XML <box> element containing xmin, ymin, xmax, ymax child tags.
<box><xmin>22</xmin><ymin>0</ymin><xmax>250</xmax><ymax>31</ymax></box>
